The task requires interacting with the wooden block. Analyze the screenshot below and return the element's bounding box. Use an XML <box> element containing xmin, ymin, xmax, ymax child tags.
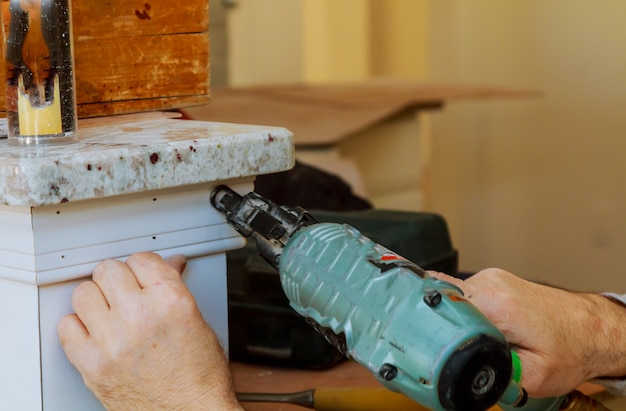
<box><xmin>0</xmin><ymin>0</ymin><xmax>210</xmax><ymax>118</ymax></box>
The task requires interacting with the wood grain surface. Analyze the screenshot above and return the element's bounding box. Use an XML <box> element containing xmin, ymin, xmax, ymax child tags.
<box><xmin>0</xmin><ymin>0</ymin><xmax>210</xmax><ymax>117</ymax></box>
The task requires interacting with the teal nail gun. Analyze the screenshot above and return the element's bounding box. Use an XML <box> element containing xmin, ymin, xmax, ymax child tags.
<box><xmin>211</xmin><ymin>186</ymin><xmax>609</xmax><ymax>411</ymax></box>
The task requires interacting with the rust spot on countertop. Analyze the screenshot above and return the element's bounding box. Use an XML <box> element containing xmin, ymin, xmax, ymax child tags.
<box><xmin>150</xmin><ymin>153</ymin><xmax>160</xmax><ymax>164</ymax></box>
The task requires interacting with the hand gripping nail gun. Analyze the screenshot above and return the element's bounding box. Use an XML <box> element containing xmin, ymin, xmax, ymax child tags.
<box><xmin>211</xmin><ymin>186</ymin><xmax>608</xmax><ymax>411</ymax></box>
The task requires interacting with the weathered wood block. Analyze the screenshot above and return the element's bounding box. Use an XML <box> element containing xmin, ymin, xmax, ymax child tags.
<box><xmin>0</xmin><ymin>0</ymin><xmax>210</xmax><ymax>118</ymax></box>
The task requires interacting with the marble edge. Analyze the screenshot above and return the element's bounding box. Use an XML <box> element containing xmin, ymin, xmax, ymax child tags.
<box><xmin>0</xmin><ymin>119</ymin><xmax>295</xmax><ymax>207</ymax></box>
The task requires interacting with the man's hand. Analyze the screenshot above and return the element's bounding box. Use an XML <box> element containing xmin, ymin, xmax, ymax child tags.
<box><xmin>430</xmin><ymin>268</ymin><xmax>626</xmax><ymax>398</ymax></box>
<box><xmin>57</xmin><ymin>252</ymin><xmax>242</xmax><ymax>411</ymax></box>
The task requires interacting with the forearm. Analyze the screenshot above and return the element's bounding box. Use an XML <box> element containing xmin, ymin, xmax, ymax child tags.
<box><xmin>588</xmin><ymin>293</ymin><xmax>626</xmax><ymax>393</ymax></box>
<box><xmin>186</xmin><ymin>362</ymin><xmax>245</xmax><ymax>411</ymax></box>
<box><xmin>175</xmin><ymin>385</ymin><xmax>244</xmax><ymax>411</ymax></box>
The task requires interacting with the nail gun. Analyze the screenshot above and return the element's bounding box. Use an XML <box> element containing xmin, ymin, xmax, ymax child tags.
<box><xmin>211</xmin><ymin>185</ymin><xmax>609</xmax><ymax>411</ymax></box>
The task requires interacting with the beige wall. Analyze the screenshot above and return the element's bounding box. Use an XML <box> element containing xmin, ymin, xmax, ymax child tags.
<box><xmin>226</xmin><ymin>0</ymin><xmax>304</xmax><ymax>85</ymax></box>
<box><xmin>222</xmin><ymin>0</ymin><xmax>431</xmax><ymax>211</ymax></box>
<box><xmin>218</xmin><ymin>0</ymin><xmax>626</xmax><ymax>292</ymax></box>
<box><xmin>428</xmin><ymin>1</ymin><xmax>626</xmax><ymax>291</ymax></box>
<box><xmin>225</xmin><ymin>0</ymin><xmax>429</xmax><ymax>84</ymax></box>
<box><xmin>208</xmin><ymin>0</ymin><xmax>228</xmax><ymax>86</ymax></box>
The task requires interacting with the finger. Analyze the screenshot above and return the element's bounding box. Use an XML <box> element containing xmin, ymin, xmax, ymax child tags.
<box><xmin>58</xmin><ymin>313</ymin><xmax>89</xmax><ymax>345</ymax></box>
<box><xmin>57</xmin><ymin>314</ymin><xmax>102</xmax><ymax>378</ymax></box>
<box><xmin>71</xmin><ymin>281</ymin><xmax>110</xmax><ymax>335</ymax></box>
<box><xmin>125</xmin><ymin>252</ymin><xmax>182</xmax><ymax>288</ymax></box>
<box><xmin>92</xmin><ymin>259</ymin><xmax>141</xmax><ymax>306</ymax></box>
<box><xmin>57</xmin><ymin>313</ymin><xmax>92</xmax><ymax>367</ymax></box>
<box><xmin>165</xmin><ymin>254</ymin><xmax>187</xmax><ymax>276</ymax></box>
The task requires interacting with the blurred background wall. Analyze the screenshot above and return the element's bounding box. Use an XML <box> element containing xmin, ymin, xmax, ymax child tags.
<box><xmin>208</xmin><ymin>0</ymin><xmax>626</xmax><ymax>292</ymax></box>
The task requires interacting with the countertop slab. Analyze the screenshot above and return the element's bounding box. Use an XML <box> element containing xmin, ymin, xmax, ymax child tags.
<box><xmin>0</xmin><ymin>114</ymin><xmax>294</xmax><ymax>207</ymax></box>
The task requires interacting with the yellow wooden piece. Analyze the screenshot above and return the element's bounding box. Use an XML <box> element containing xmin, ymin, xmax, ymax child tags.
<box><xmin>17</xmin><ymin>75</ymin><xmax>62</xmax><ymax>135</ymax></box>
<box><xmin>313</xmin><ymin>387</ymin><xmax>503</xmax><ymax>411</ymax></box>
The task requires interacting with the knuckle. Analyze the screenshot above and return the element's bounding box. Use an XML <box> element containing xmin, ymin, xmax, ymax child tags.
<box><xmin>126</xmin><ymin>251</ymin><xmax>161</xmax><ymax>267</ymax></box>
<box><xmin>160</xmin><ymin>282</ymin><xmax>198</xmax><ymax>314</ymax></box>
<box><xmin>92</xmin><ymin>259</ymin><xmax>119</xmax><ymax>282</ymax></box>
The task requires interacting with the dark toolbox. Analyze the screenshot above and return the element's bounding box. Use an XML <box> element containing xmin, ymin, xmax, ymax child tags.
<box><xmin>226</xmin><ymin>209</ymin><xmax>458</xmax><ymax>369</ymax></box>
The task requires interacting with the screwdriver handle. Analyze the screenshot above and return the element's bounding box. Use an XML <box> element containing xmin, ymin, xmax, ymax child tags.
<box><xmin>237</xmin><ymin>387</ymin><xmax>505</xmax><ymax>411</ymax></box>
<box><xmin>314</xmin><ymin>388</ymin><xmax>426</xmax><ymax>411</ymax></box>
<box><xmin>315</xmin><ymin>387</ymin><xmax>503</xmax><ymax>411</ymax></box>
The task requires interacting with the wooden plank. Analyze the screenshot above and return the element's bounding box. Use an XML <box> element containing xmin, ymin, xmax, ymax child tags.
<box><xmin>74</xmin><ymin>33</ymin><xmax>210</xmax><ymax>102</ymax></box>
<box><xmin>77</xmin><ymin>111</ymin><xmax>181</xmax><ymax>128</ymax></box>
<box><xmin>248</xmin><ymin>81</ymin><xmax>540</xmax><ymax>108</ymax></box>
<box><xmin>0</xmin><ymin>0</ymin><xmax>210</xmax><ymax>117</ymax></box>
<box><xmin>72</xmin><ymin>0</ymin><xmax>209</xmax><ymax>38</ymax></box>
<box><xmin>185</xmin><ymin>83</ymin><xmax>538</xmax><ymax>145</ymax></box>
<box><xmin>77</xmin><ymin>95</ymin><xmax>209</xmax><ymax>118</ymax></box>
<box><xmin>231</xmin><ymin>361</ymin><xmax>609</xmax><ymax>411</ymax></box>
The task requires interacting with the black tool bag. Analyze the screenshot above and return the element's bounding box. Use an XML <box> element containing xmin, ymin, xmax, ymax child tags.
<box><xmin>254</xmin><ymin>161</ymin><xmax>373</xmax><ymax>212</ymax></box>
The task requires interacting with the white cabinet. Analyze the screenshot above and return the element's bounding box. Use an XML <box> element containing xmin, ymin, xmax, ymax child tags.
<box><xmin>0</xmin><ymin>116</ymin><xmax>294</xmax><ymax>410</ymax></box>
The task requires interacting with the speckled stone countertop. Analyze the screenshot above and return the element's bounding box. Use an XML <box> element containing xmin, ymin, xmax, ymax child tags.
<box><xmin>0</xmin><ymin>114</ymin><xmax>294</xmax><ymax>207</ymax></box>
